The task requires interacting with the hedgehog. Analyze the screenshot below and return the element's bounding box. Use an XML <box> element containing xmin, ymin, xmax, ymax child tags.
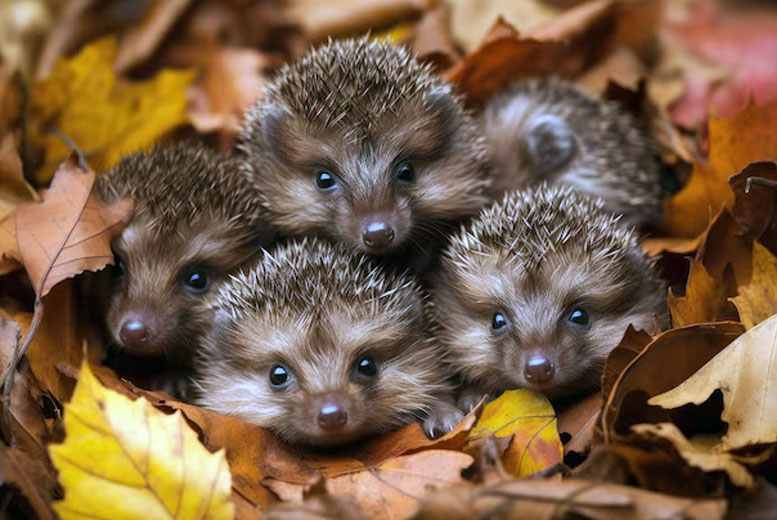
<box><xmin>478</xmin><ymin>78</ymin><xmax>663</xmax><ymax>227</ymax></box>
<box><xmin>237</xmin><ymin>37</ymin><xmax>490</xmax><ymax>271</ymax></box>
<box><xmin>92</xmin><ymin>143</ymin><xmax>273</xmax><ymax>375</ymax></box>
<box><xmin>432</xmin><ymin>184</ymin><xmax>666</xmax><ymax>409</ymax></box>
<box><xmin>193</xmin><ymin>238</ymin><xmax>463</xmax><ymax>446</ymax></box>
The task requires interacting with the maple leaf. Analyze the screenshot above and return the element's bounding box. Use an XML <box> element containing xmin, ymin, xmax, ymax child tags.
<box><xmin>28</xmin><ymin>36</ymin><xmax>195</xmax><ymax>182</ymax></box>
<box><xmin>49</xmin><ymin>361</ymin><xmax>234</xmax><ymax>520</ymax></box>
<box><xmin>466</xmin><ymin>390</ymin><xmax>563</xmax><ymax>477</ymax></box>
<box><xmin>668</xmin><ymin>259</ymin><xmax>722</xmax><ymax>327</ymax></box>
<box><xmin>730</xmin><ymin>242</ymin><xmax>777</xmax><ymax>329</ymax></box>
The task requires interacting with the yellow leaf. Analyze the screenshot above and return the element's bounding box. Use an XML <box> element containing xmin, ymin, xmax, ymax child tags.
<box><xmin>49</xmin><ymin>361</ymin><xmax>233</xmax><ymax>520</ymax></box>
<box><xmin>29</xmin><ymin>37</ymin><xmax>195</xmax><ymax>182</ymax></box>
<box><xmin>730</xmin><ymin>242</ymin><xmax>777</xmax><ymax>330</ymax></box>
<box><xmin>467</xmin><ymin>389</ymin><xmax>563</xmax><ymax>477</ymax></box>
<box><xmin>668</xmin><ymin>259</ymin><xmax>722</xmax><ymax>328</ymax></box>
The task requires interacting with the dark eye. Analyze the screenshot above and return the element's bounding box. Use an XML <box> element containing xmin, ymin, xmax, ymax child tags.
<box><xmin>568</xmin><ymin>308</ymin><xmax>590</xmax><ymax>327</ymax></box>
<box><xmin>315</xmin><ymin>171</ymin><xmax>336</xmax><ymax>190</ymax></box>
<box><xmin>394</xmin><ymin>161</ymin><xmax>415</xmax><ymax>182</ymax></box>
<box><xmin>492</xmin><ymin>312</ymin><xmax>507</xmax><ymax>331</ymax></box>
<box><xmin>110</xmin><ymin>256</ymin><xmax>124</xmax><ymax>277</ymax></box>
<box><xmin>355</xmin><ymin>356</ymin><xmax>378</xmax><ymax>378</ymax></box>
<box><xmin>183</xmin><ymin>268</ymin><xmax>209</xmax><ymax>293</ymax></box>
<box><xmin>269</xmin><ymin>364</ymin><xmax>291</xmax><ymax>388</ymax></box>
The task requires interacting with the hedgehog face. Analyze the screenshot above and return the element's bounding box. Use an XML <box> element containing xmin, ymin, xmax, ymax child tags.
<box><xmin>197</xmin><ymin>305</ymin><xmax>444</xmax><ymax>446</ymax></box>
<box><xmin>104</xmin><ymin>219</ymin><xmax>257</xmax><ymax>359</ymax></box>
<box><xmin>437</xmin><ymin>254</ymin><xmax>659</xmax><ymax>400</ymax></box>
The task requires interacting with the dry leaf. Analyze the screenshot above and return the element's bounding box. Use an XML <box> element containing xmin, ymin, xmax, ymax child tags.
<box><xmin>631</xmin><ymin>423</ymin><xmax>755</xmax><ymax>488</ymax></box>
<box><xmin>728</xmin><ymin>161</ymin><xmax>777</xmax><ymax>253</ymax></box>
<box><xmin>649</xmin><ymin>312</ymin><xmax>777</xmax><ymax>449</ymax></box>
<box><xmin>668</xmin><ymin>259</ymin><xmax>722</xmax><ymax>327</ymax></box>
<box><xmin>29</xmin><ymin>36</ymin><xmax>195</xmax><ymax>181</ymax></box>
<box><xmin>413</xmin><ymin>476</ymin><xmax>726</xmax><ymax>520</ymax></box>
<box><xmin>557</xmin><ymin>391</ymin><xmax>601</xmax><ymax>458</ymax></box>
<box><xmin>466</xmin><ymin>389</ymin><xmax>563</xmax><ymax>477</ymax></box>
<box><xmin>602</xmin><ymin>322</ymin><xmax>744</xmax><ymax>443</ymax></box>
<box><xmin>49</xmin><ymin>361</ymin><xmax>234</xmax><ymax>520</ymax></box>
<box><xmin>0</xmin><ymin>134</ymin><xmax>37</xmax><ymax>220</ymax></box>
<box><xmin>664</xmin><ymin>98</ymin><xmax>777</xmax><ymax>238</ymax></box>
<box><xmin>15</xmin><ymin>155</ymin><xmax>132</xmax><ymax>298</ymax></box>
<box><xmin>730</xmin><ymin>242</ymin><xmax>777</xmax><ymax>329</ymax></box>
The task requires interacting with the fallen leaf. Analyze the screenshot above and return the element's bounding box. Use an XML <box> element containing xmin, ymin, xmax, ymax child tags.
<box><xmin>0</xmin><ymin>134</ymin><xmax>37</xmax><ymax>221</ymax></box>
<box><xmin>600</xmin><ymin>325</ymin><xmax>653</xmax><ymax>402</ymax></box>
<box><xmin>264</xmin><ymin>477</ymin><xmax>364</xmax><ymax>520</ymax></box>
<box><xmin>631</xmin><ymin>423</ymin><xmax>755</xmax><ymax>488</ymax></box>
<box><xmin>15</xmin><ymin>155</ymin><xmax>132</xmax><ymax>298</ymax></box>
<box><xmin>730</xmin><ymin>242</ymin><xmax>777</xmax><ymax>329</ymax></box>
<box><xmin>668</xmin><ymin>259</ymin><xmax>722</xmax><ymax>327</ymax></box>
<box><xmin>557</xmin><ymin>392</ymin><xmax>601</xmax><ymax>459</ymax></box>
<box><xmin>664</xmin><ymin>98</ymin><xmax>777</xmax><ymax>238</ymax></box>
<box><xmin>649</xmin><ymin>312</ymin><xmax>777</xmax><ymax>449</ymax></box>
<box><xmin>728</xmin><ymin>161</ymin><xmax>777</xmax><ymax>246</ymax></box>
<box><xmin>602</xmin><ymin>322</ymin><xmax>744</xmax><ymax>443</ymax></box>
<box><xmin>413</xmin><ymin>476</ymin><xmax>726</xmax><ymax>520</ymax></box>
<box><xmin>49</xmin><ymin>361</ymin><xmax>234</xmax><ymax>520</ymax></box>
<box><xmin>411</xmin><ymin>3</ymin><xmax>459</xmax><ymax>71</ymax></box>
<box><xmin>29</xmin><ymin>36</ymin><xmax>195</xmax><ymax>182</ymax></box>
<box><xmin>466</xmin><ymin>389</ymin><xmax>563</xmax><ymax>477</ymax></box>
<box><xmin>0</xmin><ymin>440</ymin><xmax>58</xmax><ymax>520</ymax></box>
<box><xmin>267</xmin><ymin>450</ymin><xmax>473</xmax><ymax>520</ymax></box>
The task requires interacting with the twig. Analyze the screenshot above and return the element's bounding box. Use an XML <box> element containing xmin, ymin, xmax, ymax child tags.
<box><xmin>48</xmin><ymin>129</ymin><xmax>90</xmax><ymax>171</ymax></box>
<box><xmin>745</xmin><ymin>176</ymin><xmax>777</xmax><ymax>194</ymax></box>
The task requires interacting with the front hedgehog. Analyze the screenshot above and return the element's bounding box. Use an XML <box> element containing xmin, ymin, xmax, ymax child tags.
<box><xmin>434</xmin><ymin>184</ymin><xmax>666</xmax><ymax>408</ymax></box>
<box><xmin>193</xmin><ymin>238</ymin><xmax>463</xmax><ymax>446</ymax></box>
<box><xmin>479</xmin><ymin>78</ymin><xmax>663</xmax><ymax>227</ymax></box>
<box><xmin>238</xmin><ymin>37</ymin><xmax>490</xmax><ymax>267</ymax></box>
<box><xmin>93</xmin><ymin>143</ymin><xmax>272</xmax><ymax>368</ymax></box>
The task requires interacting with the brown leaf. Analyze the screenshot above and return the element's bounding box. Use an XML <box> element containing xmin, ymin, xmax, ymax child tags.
<box><xmin>602</xmin><ymin>322</ymin><xmax>744</xmax><ymax>443</ymax></box>
<box><xmin>601</xmin><ymin>325</ymin><xmax>653</xmax><ymax>402</ymax></box>
<box><xmin>267</xmin><ymin>450</ymin><xmax>473</xmax><ymax>520</ymax></box>
<box><xmin>730</xmin><ymin>242</ymin><xmax>777</xmax><ymax>329</ymax></box>
<box><xmin>668</xmin><ymin>259</ymin><xmax>722</xmax><ymax>327</ymax></box>
<box><xmin>413</xmin><ymin>477</ymin><xmax>726</xmax><ymax>520</ymax></box>
<box><xmin>264</xmin><ymin>477</ymin><xmax>365</xmax><ymax>520</ymax></box>
<box><xmin>0</xmin><ymin>441</ymin><xmax>58</xmax><ymax>520</ymax></box>
<box><xmin>664</xmin><ymin>98</ymin><xmax>777</xmax><ymax>238</ymax></box>
<box><xmin>114</xmin><ymin>0</ymin><xmax>193</xmax><ymax>73</ymax></box>
<box><xmin>411</xmin><ymin>3</ymin><xmax>460</xmax><ymax>72</ymax></box>
<box><xmin>729</xmin><ymin>161</ymin><xmax>777</xmax><ymax>255</ymax></box>
<box><xmin>0</xmin><ymin>135</ymin><xmax>37</xmax><ymax>221</ymax></box>
<box><xmin>649</xmin><ymin>313</ymin><xmax>777</xmax><ymax>449</ymax></box>
<box><xmin>557</xmin><ymin>392</ymin><xmax>601</xmax><ymax>458</ymax></box>
<box><xmin>15</xmin><ymin>155</ymin><xmax>132</xmax><ymax>298</ymax></box>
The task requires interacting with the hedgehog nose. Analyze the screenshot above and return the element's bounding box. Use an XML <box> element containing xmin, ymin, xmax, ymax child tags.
<box><xmin>316</xmin><ymin>394</ymin><xmax>348</xmax><ymax>431</ymax></box>
<box><xmin>524</xmin><ymin>355</ymin><xmax>555</xmax><ymax>385</ymax></box>
<box><xmin>362</xmin><ymin>220</ymin><xmax>395</xmax><ymax>251</ymax></box>
<box><xmin>119</xmin><ymin>316</ymin><xmax>151</xmax><ymax>349</ymax></box>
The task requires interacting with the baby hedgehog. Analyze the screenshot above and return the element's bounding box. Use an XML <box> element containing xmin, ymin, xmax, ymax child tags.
<box><xmin>479</xmin><ymin>78</ymin><xmax>663</xmax><ymax>227</ymax></box>
<box><xmin>194</xmin><ymin>238</ymin><xmax>463</xmax><ymax>447</ymax></box>
<box><xmin>93</xmin><ymin>144</ymin><xmax>271</xmax><ymax>365</ymax></box>
<box><xmin>434</xmin><ymin>184</ymin><xmax>666</xmax><ymax>408</ymax></box>
<box><xmin>238</xmin><ymin>37</ymin><xmax>490</xmax><ymax>265</ymax></box>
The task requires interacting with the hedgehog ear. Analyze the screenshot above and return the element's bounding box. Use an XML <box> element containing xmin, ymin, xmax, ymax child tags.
<box><xmin>260</xmin><ymin>106</ymin><xmax>290</xmax><ymax>158</ymax></box>
<box><xmin>524</xmin><ymin>115</ymin><xmax>577</xmax><ymax>175</ymax></box>
<box><xmin>425</xmin><ymin>89</ymin><xmax>459</xmax><ymax>143</ymax></box>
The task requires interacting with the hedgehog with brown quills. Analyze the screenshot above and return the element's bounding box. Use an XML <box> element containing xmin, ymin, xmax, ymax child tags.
<box><xmin>93</xmin><ymin>143</ymin><xmax>272</xmax><ymax>373</ymax></box>
<box><xmin>238</xmin><ymin>37</ymin><xmax>490</xmax><ymax>269</ymax></box>
<box><xmin>433</xmin><ymin>184</ymin><xmax>666</xmax><ymax>409</ymax></box>
<box><xmin>193</xmin><ymin>238</ymin><xmax>463</xmax><ymax>446</ymax></box>
<box><xmin>479</xmin><ymin>78</ymin><xmax>663</xmax><ymax>227</ymax></box>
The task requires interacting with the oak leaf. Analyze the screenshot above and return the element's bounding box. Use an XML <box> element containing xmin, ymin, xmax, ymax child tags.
<box><xmin>649</xmin><ymin>312</ymin><xmax>777</xmax><ymax>449</ymax></box>
<box><xmin>15</xmin><ymin>155</ymin><xmax>132</xmax><ymax>298</ymax></box>
<box><xmin>730</xmin><ymin>242</ymin><xmax>777</xmax><ymax>329</ymax></box>
<box><xmin>29</xmin><ymin>36</ymin><xmax>195</xmax><ymax>182</ymax></box>
<box><xmin>466</xmin><ymin>389</ymin><xmax>563</xmax><ymax>477</ymax></box>
<box><xmin>49</xmin><ymin>361</ymin><xmax>234</xmax><ymax>520</ymax></box>
<box><xmin>664</xmin><ymin>98</ymin><xmax>777</xmax><ymax>238</ymax></box>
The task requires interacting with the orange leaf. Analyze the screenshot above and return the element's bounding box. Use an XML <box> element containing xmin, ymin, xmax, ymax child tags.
<box><xmin>730</xmin><ymin>242</ymin><xmax>777</xmax><ymax>329</ymax></box>
<box><xmin>664</xmin><ymin>98</ymin><xmax>777</xmax><ymax>238</ymax></box>
<box><xmin>668</xmin><ymin>259</ymin><xmax>722</xmax><ymax>327</ymax></box>
<box><xmin>15</xmin><ymin>155</ymin><xmax>132</xmax><ymax>298</ymax></box>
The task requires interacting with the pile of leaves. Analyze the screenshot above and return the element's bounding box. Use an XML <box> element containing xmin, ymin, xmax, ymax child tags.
<box><xmin>2</xmin><ymin>0</ymin><xmax>777</xmax><ymax>518</ymax></box>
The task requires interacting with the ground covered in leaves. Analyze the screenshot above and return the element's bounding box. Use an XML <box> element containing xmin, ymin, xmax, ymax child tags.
<box><xmin>2</xmin><ymin>0</ymin><xmax>777</xmax><ymax>518</ymax></box>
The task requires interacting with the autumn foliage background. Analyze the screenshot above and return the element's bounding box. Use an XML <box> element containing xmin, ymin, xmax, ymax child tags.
<box><xmin>2</xmin><ymin>0</ymin><xmax>777</xmax><ymax>518</ymax></box>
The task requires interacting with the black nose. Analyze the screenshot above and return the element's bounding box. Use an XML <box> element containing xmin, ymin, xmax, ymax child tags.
<box><xmin>362</xmin><ymin>221</ymin><xmax>395</xmax><ymax>250</ymax></box>
<box><xmin>316</xmin><ymin>396</ymin><xmax>348</xmax><ymax>431</ymax></box>
<box><xmin>119</xmin><ymin>318</ymin><xmax>151</xmax><ymax>348</ymax></box>
<box><xmin>524</xmin><ymin>356</ymin><xmax>555</xmax><ymax>385</ymax></box>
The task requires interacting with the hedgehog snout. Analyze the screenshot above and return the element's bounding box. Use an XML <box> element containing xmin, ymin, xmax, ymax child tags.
<box><xmin>117</xmin><ymin>311</ymin><xmax>160</xmax><ymax>354</ymax></box>
<box><xmin>314</xmin><ymin>393</ymin><xmax>349</xmax><ymax>431</ymax></box>
<box><xmin>523</xmin><ymin>354</ymin><xmax>555</xmax><ymax>385</ymax></box>
<box><xmin>360</xmin><ymin>213</ymin><xmax>396</xmax><ymax>253</ymax></box>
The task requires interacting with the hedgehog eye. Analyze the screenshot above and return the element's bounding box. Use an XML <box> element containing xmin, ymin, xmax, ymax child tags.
<box><xmin>567</xmin><ymin>308</ymin><xmax>590</xmax><ymax>327</ymax></box>
<box><xmin>354</xmin><ymin>356</ymin><xmax>378</xmax><ymax>378</ymax></box>
<box><xmin>182</xmin><ymin>267</ymin><xmax>210</xmax><ymax>293</ymax></box>
<box><xmin>394</xmin><ymin>160</ymin><xmax>415</xmax><ymax>182</ymax></box>
<box><xmin>110</xmin><ymin>256</ymin><xmax>125</xmax><ymax>278</ymax></box>
<box><xmin>491</xmin><ymin>312</ymin><xmax>508</xmax><ymax>332</ymax></box>
<box><xmin>269</xmin><ymin>364</ymin><xmax>292</xmax><ymax>388</ymax></box>
<box><xmin>315</xmin><ymin>171</ymin><xmax>337</xmax><ymax>191</ymax></box>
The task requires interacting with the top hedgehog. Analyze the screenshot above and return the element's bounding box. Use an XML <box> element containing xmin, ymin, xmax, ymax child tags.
<box><xmin>238</xmin><ymin>37</ymin><xmax>490</xmax><ymax>269</ymax></box>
